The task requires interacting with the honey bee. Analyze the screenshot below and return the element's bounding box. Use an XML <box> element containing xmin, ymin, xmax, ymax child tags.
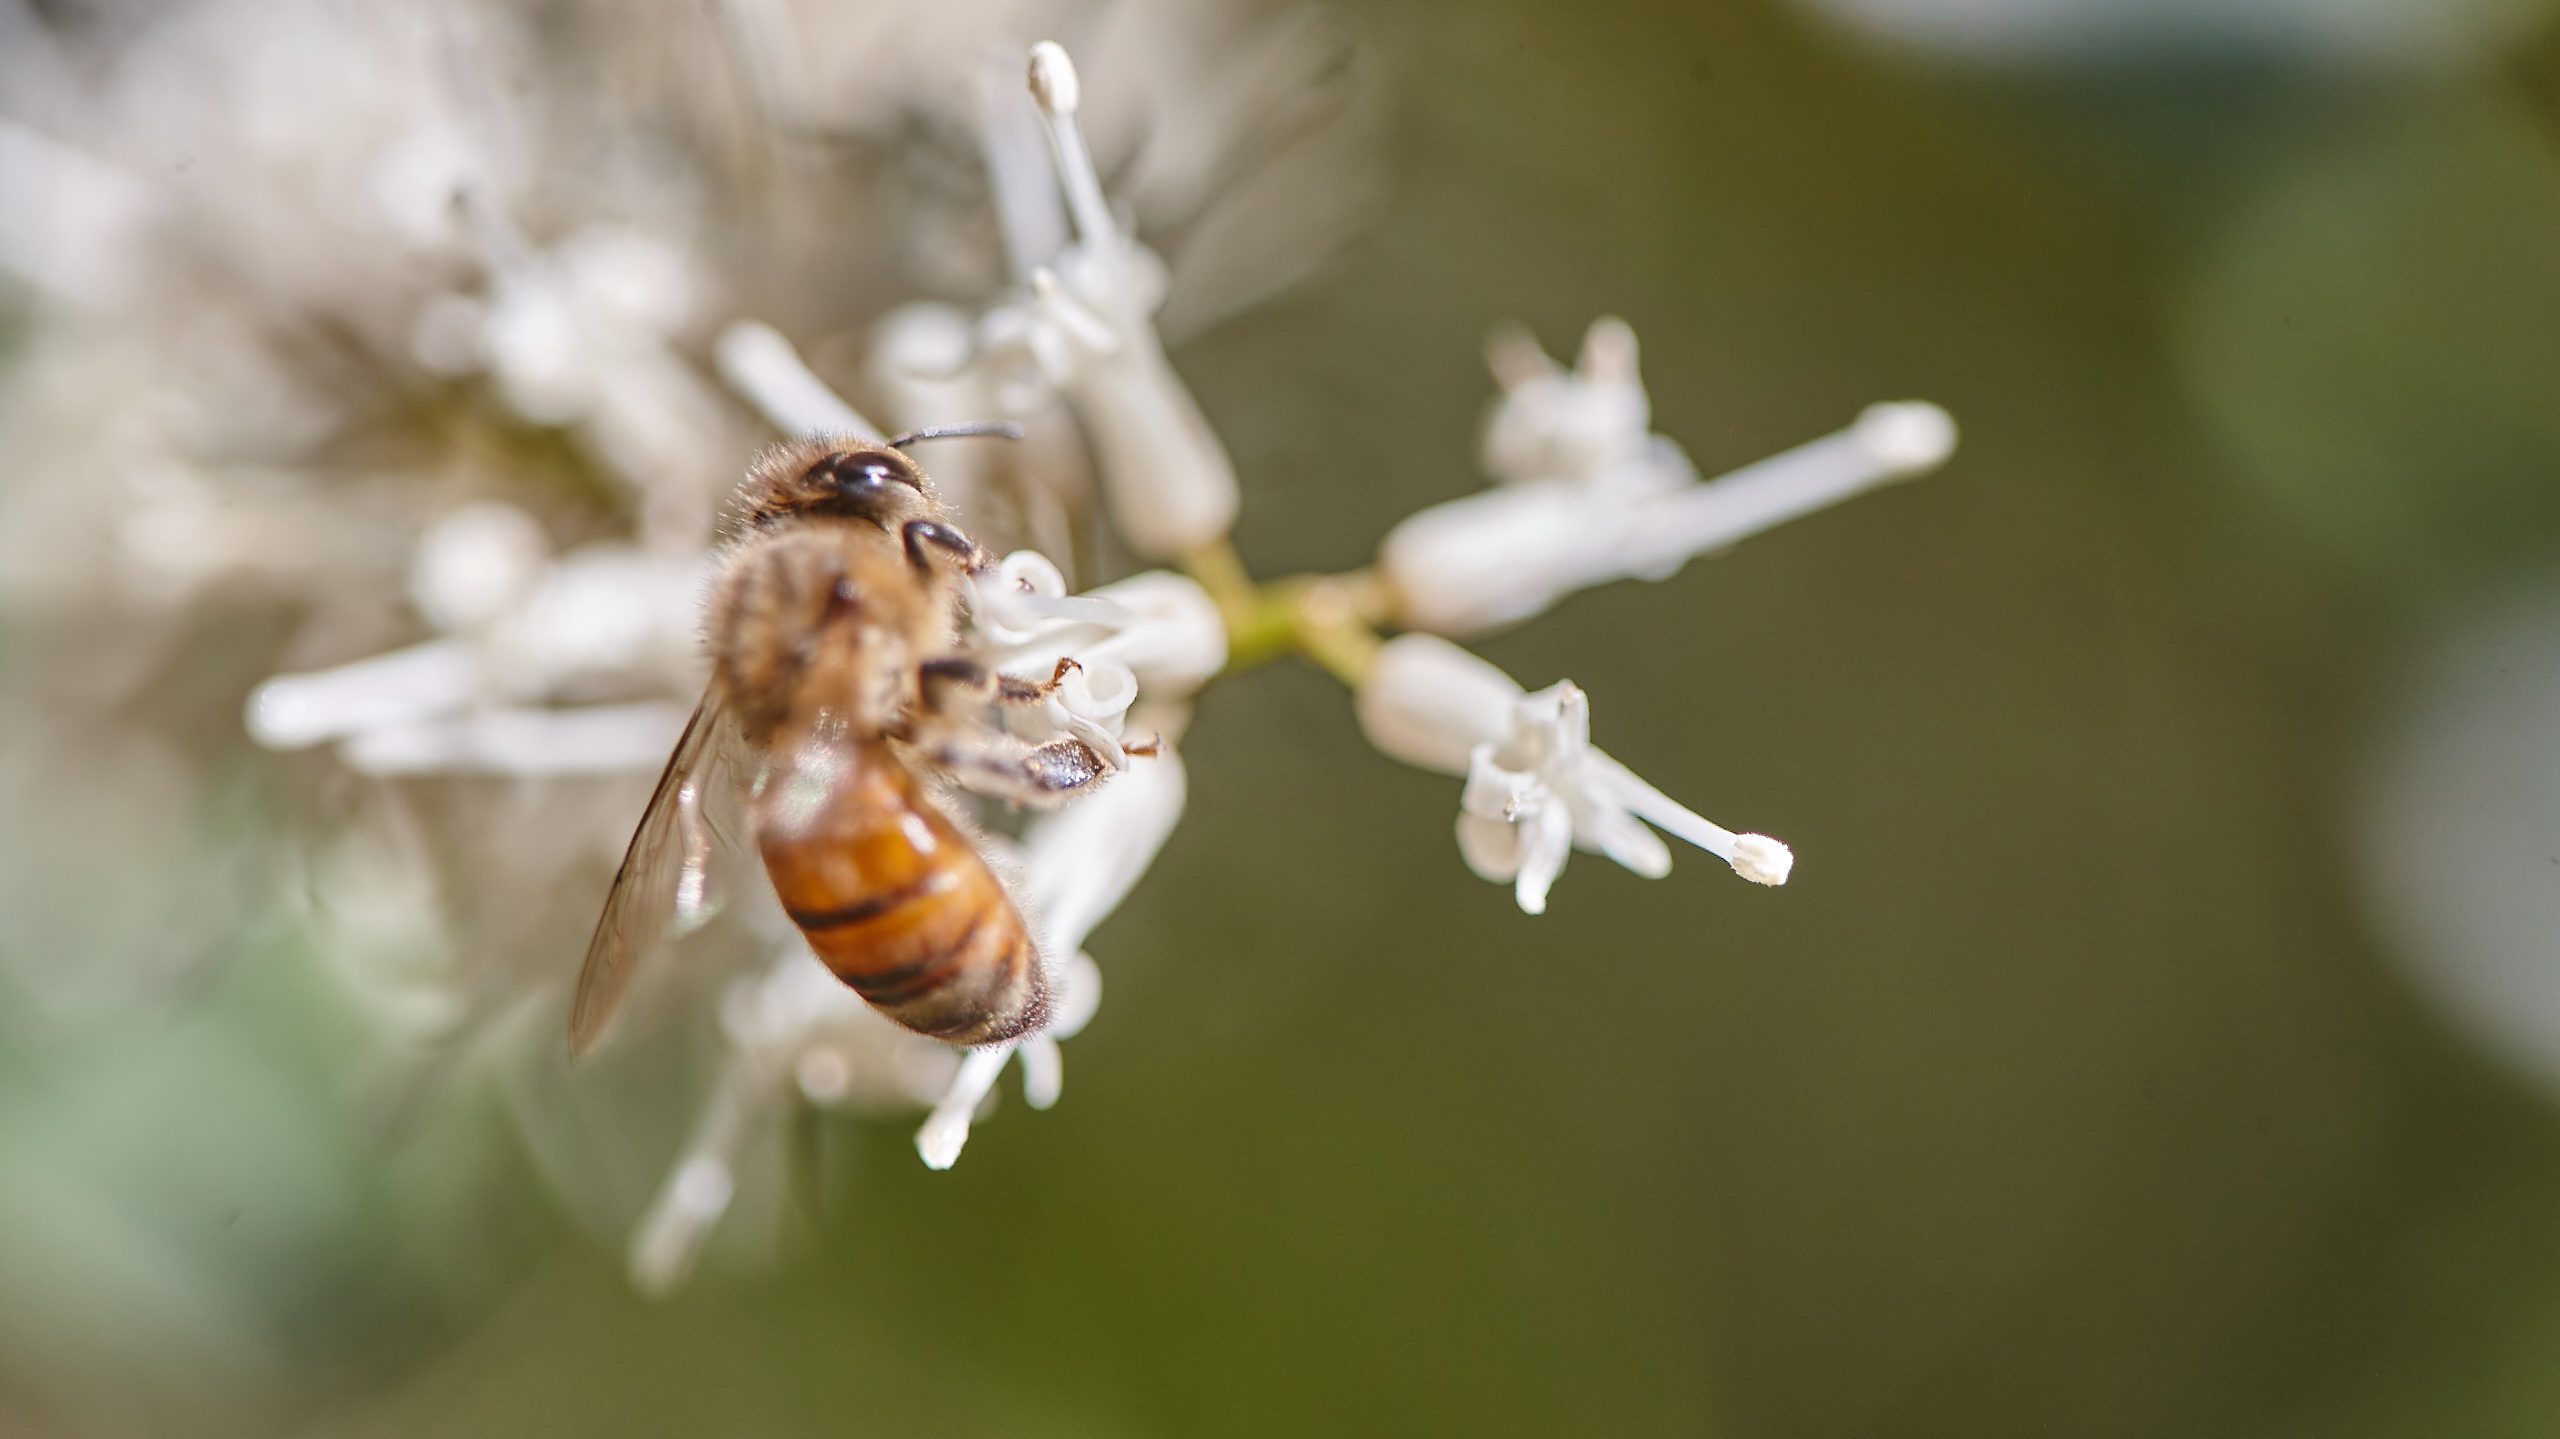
<box><xmin>569</xmin><ymin>425</ymin><xmax>1118</xmax><ymax>1061</ymax></box>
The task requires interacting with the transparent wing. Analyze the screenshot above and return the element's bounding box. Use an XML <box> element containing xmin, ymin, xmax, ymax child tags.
<box><xmin>569</xmin><ymin>691</ymin><xmax>743</xmax><ymax>1061</ymax></box>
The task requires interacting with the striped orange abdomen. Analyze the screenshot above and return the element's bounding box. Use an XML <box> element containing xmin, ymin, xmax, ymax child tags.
<box><xmin>754</xmin><ymin>736</ymin><xmax>1048</xmax><ymax>1046</ymax></box>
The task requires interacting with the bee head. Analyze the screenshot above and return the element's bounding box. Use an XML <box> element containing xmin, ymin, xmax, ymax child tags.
<box><xmin>811</xmin><ymin>446</ymin><xmax>929</xmax><ymax>518</ymax></box>
<box><xmin>739</xmin><ymin>443</ymin><xmax>929</xmax><ymax>530</ymax></box>
<box><xmin>737</xmin><ymin>423</ymin><xmax>1021</xmax><ymax>532</ymax></box>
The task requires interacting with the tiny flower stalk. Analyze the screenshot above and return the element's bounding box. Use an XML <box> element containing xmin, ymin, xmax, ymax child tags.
<box><xmin>1183</xmin><ymin>540</ymin><xmax>1390</xmax><ymax>681</ymax></box>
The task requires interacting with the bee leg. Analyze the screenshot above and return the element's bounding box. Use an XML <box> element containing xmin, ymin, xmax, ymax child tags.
<box><xmin>916</xmin><ymin>656</ymin><xmax>994</xmax><ymax>707</ymax></box>
<box><xmin>917</xmin><ymin>656</ymin><xmax>1079</xmax><ymax>709</ymax></box>
<box><xmin>902</xmin><ymin>520</ymin><xmax>988</xmax><ymax>574</ymax></box>
<box><xmin>995</xmin><ymin>657</ymin><xmax>1080</xmax><ymax>704</ymax></box>
<box><xmin>916</xmin><ymin>730</ymin><xmax>1112</xmax><ymax>808</ymax></box>
<box><xmin>907</xmin><ymin>656</ymin><xmax>1109</xmax><ymax>805</ymax></box>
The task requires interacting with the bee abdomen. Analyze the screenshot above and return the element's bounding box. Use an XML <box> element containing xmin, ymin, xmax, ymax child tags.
<box><xmin>755</xmin><ymin>740</ymin><xmax>1050</xmax><ymax>1049</ymax></box>
<box><xmin>790</xmin><ymin>868</ymin><xmax>1049</xmax><ymax>1046</ymax></box>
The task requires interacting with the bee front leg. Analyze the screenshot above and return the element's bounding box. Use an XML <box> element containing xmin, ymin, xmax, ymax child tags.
<box><xmin>996</xmin><ymin>657</ymin><xmax>1081</xmax><ymax>704</ymax></box>
<box><xmin>902</xmin><ymin>520</ymin><xmax>991</xmax><ymax>575</ymax></box>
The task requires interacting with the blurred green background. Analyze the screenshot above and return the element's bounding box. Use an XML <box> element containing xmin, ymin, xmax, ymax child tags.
<box><xmin>13</xmin><ymin>0</ymin><xmax>2560</xmax><ymax>1435</ymax></box>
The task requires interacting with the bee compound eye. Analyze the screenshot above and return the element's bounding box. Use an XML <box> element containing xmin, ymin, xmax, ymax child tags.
<box><xmin>813</xmin><ymin>449</ymin><xmax>921</xmax><ymax>493</ymax></box>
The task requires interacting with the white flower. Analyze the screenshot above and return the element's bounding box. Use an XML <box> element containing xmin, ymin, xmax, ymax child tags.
<box><xmin>998</xmin><ymin>42</ymin><xmax>1241</xmax><ymax>561</ymax></box>
<box><xmin>714</xmin><ymin>320</ymin><xmax>885</xmax><ymax>441</ymax></box>
<box><xmin>1478</xmin><ymin>316</ymin><xmax>1677</xmax><ymax>493</ymax></box>
<box><xmin>1356</xmin><ymin>634</ymin><xmax>1790</xmax><ymax>912</ymax></box>
<box><xmin>624</xmin><ymin>947</ymin><xmax>959</xmax><ymax>1295</ymax></box>
<box><xmin>864</xmin><ymin>301</ymin><xmax>1099</xmax><ymax>565</ymax></box>
<box><xmin>0</xmin><ymin>120</ymin><xmax>162</xmax><ymax>307</ymax></box>
<box><xmin>967</xmin><ymin>551</ymin><xmax>1225</xmax><ymax>768</ymax></box>
<box><xmin>916</xmin><ymin>722</ymin><xmax>1188</xmax><ymax>1169</ymax></box>
<box><xmin>337</xmin><ymin>702</ymin><xmax>694</xmax><ymax>778</ymax></box>
<box><xmin>720</xmin><ymin>309</ymin><xmax>1085</xmax><ymax>556</ymax></box>
<box><xmin>448</xmin><ymin>214</ymin><xmax>739</xmax><ymax>549</ymax></box>
<box><xmin>247</xmin><ymin>502</ymin><xmax>706</xmax><ymax>775</ymax></box>
<box><xmin>1379</xmin><ymin>317</ymin><xmax>1958</xmax><ymax>636</ymax></box>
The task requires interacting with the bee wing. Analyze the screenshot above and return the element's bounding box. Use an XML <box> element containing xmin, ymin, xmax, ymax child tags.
<box><xmin>569</xmin><ymin>692</ymin><xmax>745</xmax><ymax>1061</ymax></box>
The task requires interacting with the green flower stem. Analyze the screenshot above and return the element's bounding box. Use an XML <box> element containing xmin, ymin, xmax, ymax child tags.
<box><xmin>1179</xmin><ymin>541</ymin><xmax>1393</xmax><ymax>687</ymax></box>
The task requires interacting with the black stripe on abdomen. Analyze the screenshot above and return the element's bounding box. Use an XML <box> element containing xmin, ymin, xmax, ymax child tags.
<box><xmin>849</xmin><ymin>909</ymin><xmax>989</xmax><ymax>1006</ymax></box>
<box><xmin>783</xmin><ymin>870</ymin><xmax>948</xmax><ymax>932</ymax></box>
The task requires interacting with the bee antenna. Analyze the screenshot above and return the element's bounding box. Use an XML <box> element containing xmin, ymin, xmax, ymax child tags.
<box><xmin>884</xmin><ymin>421</ymin><xmax>1026</xmax><ymax>450</ymax></box>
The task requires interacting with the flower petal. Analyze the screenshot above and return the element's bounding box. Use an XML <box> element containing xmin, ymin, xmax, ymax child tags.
<box><xmin>1587</xmin><ymin>750</ymin><xmax>1792</xmax><ymax>886</ymax></box>
<box><xmin>1354</xmin><ymin>633</ymin><xmax>1525</xmax><ymax>774</ymax></box>
<box><xmin>1512</xmin><ymin>800</ymin><xmax>1575</xmax><ymax>915</ymax></box>
<box><xmin>1018</xmin><ymin>1035</ymin><xmax>1065</xmax><ymax>1111</ymax></box>
<box><xmin>1019</xmin><ymin>732</ymin><xmax>1187</xmax><ymax>959</ymax></box>
<box><xmin>1507</xmin><ymin>681</ymin><xmax>1590</xmax><ymax>771</ymax></box>
<box><xmin>1571</xmin><ymin>795</ymin><xmax>1673</xmax><ymax>879</ymax></box>
<box><xmin>1460</xmin><ymin>743</ymin><xmax>1540</xmax><ymax>822</ymax></box>
<box><xmin>1455</xmin><ymin>809</ymin><xmax>1523</xmax><ymax>882</ymax></box>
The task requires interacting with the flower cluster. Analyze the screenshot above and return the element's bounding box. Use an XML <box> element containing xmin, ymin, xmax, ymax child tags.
<box><xmin>1</xmin><ymin>1</ymin><xmax>1951</xmax><ymax>1299</ymax></box>
<box><xmin>1357</xmin><ymin>321</ymin><xmax>1952</xmax><ymax>904</ymax></box>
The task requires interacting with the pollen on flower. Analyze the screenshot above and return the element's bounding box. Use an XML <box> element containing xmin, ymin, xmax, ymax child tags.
<box><xmin>1730</xmin><ymin>834</ymin><xmax>1795</xmax><ymax>887</ymax></box>
<box><xmin>916</xmin><ymin>1113</ymin><xmax>968</xmax><ymax>1171</ymax></box>
<box><xmin>1027</xmin><ymin>41</ymin><xmax>1081</xmax><ymax>117</ymax></box>
<box><xmin>1856</xmin><ymin>401</ymin><xmax>1960</xmax><ymax>479</ymax></box>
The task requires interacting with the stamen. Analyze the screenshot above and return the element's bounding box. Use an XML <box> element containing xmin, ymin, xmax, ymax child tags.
<box><xmin>714</xmin><ymin>320</ymin><xmax>883</xmax><ymax>440</ymax></box>
<box><xmin>794</xmin><ymin>1046</ymin><xmax>854</xmax><ymax>1104</ymax></box>
<box><xmin>1625</xmin><ymin>402</ymin><xmax>1956</xmax><ymax>575</ymax></box>
<box><xmin>916</xmin><ymin>1044</ymin><xmax>1014</xmax><ymax>1170</ymax></box>
<box><xmin>1592</xmin><ymin>754</ymin><xmax>1792</xmax><ymax>887</ymax></box>
<box><xmin>977</xmin><ymin>61</ymin><xmax>1069</xmax><ymax>281</ymax></box>
<box><xmin>1026</xmin><ymin>42</ymin><xmax>1119</xmax><ymax>251</ymax></box>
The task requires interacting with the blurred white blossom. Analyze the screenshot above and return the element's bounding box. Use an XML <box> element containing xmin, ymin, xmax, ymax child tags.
<box><xmin>247</xmin><ymin>503</ymin><xmax>705</xmax><ymax>777</ymax></box>
<box><xmin>1792</xmin><ymin>0</ymin><xmax>2552</xmax><ymax>69</ymax></box>
<box><xmin>2357</xmin><ymin>578</ymin><xmax>2560</xmax><ymax>1099</ymax></box>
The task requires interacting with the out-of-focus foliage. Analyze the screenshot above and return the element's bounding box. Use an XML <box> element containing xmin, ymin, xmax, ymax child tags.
<box><xmin>9</xmin><ymin>0</ymin><xmax>2560</xmax><ymax>1435</ymax></box>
